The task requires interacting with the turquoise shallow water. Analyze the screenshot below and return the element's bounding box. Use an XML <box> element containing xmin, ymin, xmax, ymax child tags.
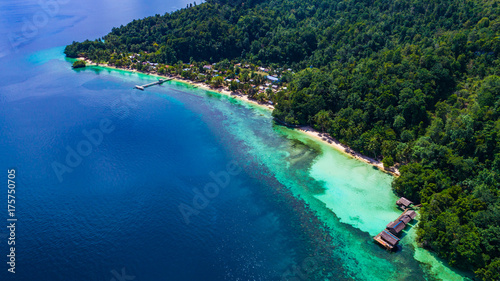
<box><xmin>283</xmin><ymin>130</ymin><xmax>399</xmax><ymax>236</ymax></box>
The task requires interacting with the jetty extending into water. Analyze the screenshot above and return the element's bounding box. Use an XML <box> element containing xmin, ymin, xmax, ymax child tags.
<box><xmin>373</xmin><ymin>197</ymin><xmax>417</xmax><ymax>250</ymax></box>
<box><xmin>135</xmin><ymin>78</ymin><xmax>171</xmax><ymax>90</ymax></box>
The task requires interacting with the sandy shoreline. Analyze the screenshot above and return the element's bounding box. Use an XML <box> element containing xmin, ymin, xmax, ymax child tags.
<box><xmin>77</xmin><ymin>58</ymin><xmax>400</xmax><ymax>176</ymax></box>
<box><xmin>297</xmin><ymin>126</ymin><xmax>400</xmax><ymax>176</ymax></box>
<box><xmin>77</xmin><ymin>58</ymin><xmax>275</xmax><ymax>110</ymax></box>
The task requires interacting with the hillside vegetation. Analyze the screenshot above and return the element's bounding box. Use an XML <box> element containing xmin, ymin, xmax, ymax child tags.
<box><xmin>65</xmin><ymin>0</ymin><xmax>500</xmax><ymax>279</ymax></box>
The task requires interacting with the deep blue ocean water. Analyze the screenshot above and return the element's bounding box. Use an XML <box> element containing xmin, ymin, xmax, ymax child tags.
<box><xmin>0</xmin><ymin>1</ymin><xmax>471</xmax><ymax>280</ymax></box>
<box><xmin>0</xmin><ymin>52</ymin><xmax>309</xmax><ymax>280</ymax></box>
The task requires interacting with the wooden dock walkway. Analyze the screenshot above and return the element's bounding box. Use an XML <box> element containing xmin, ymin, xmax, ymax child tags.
<box><xmin>135</xmin><ymin>78</ymin><xmax>171</xmax><ymax>90</ymax></box>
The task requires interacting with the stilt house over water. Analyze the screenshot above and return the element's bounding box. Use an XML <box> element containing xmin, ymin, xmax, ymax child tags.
<box><xmin>373</xmin><ymin>198</ymin><xmax>417</xmax><ymax>250</ymax></box>
<box><xmin>396</xmin><ymin>197</ymin><xmax>413</xmax><ymax>210</ymax></box>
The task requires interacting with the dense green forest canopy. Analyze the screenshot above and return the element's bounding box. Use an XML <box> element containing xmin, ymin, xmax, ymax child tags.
<box><xmin>65</xmin><ymin>0</ymin><xmax>500</xmax><ymax>279</ymax></box>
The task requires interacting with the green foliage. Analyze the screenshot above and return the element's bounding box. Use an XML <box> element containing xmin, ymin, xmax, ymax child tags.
<box><xmin>211</xmin><ymin>76</ymin><xmax>224</xmax><ymax>87</ymax></box>
<box><xmin>229</xmin><ymin>80</ymin><xmax>239</xmax><ymax>91</ymax></box>
<box><xmin>382</xmin><ymin>156</ymin><xmax>394</xmax><ymax>169</ymax></box>
<box><xmin>477</xmin><ymin>258</ymin><xmax>500</xmax><ymax>281</ymax></box>
<box><xmin>71</xmin><ymin>60</ymin><xmax>86</xmax><ymax>68</ymax></box>
<box><xmin>65</xmin><ymin>0</ymin><xmax>500</xmax><ymax>278</ymax></box>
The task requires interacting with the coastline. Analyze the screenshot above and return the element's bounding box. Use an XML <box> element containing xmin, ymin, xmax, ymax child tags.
<box><xmin>77</xmin><ymin>58</ymin><xmax>275</xmax><ymax>110</ymax></box>
<box><xmin>77</xmin><ymin>58</ymin><xmax>400</xmax><ymax>176</ymax></box>
<box><xmin>297</xmin><ymin>126</ymin><xmax>400</xmax><ymax>176</ymax></box>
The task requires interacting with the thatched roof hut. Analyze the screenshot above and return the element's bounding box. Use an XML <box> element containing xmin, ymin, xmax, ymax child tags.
<box><xmin>400</xmin><ymin>215</ymin><xmax>412</xmax><ymax>224</ymax></box>
<box><xmin>406</xmin><ymin>210</ymin><xmax>417</xmax><ymax>219</ymax></box>
<box><xmin>380</xmin><ymin>230</ymin><xmax>400</xmax><ymax>247</ymax></box>
<box><xmin>396</xmin><ymin>197</ymin><xmax>413</xmax><ymax>209</ymax></box>
<box><xmin>386</xmin><ymin>220</ymin><xmax>406</xmax><ymax>235</ymax></box>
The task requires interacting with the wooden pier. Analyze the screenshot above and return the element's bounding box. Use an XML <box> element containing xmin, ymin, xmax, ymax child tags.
<box><xmin>135</xmin><ymin>78</ymin><xmax>171</xmax><ymax>90</ymax></box>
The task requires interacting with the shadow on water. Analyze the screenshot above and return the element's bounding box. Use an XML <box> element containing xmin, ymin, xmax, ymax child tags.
<box><xmin>70</xmin><ymin>64</ymin><xmax>104</xmax><ymax>75</ymax></box>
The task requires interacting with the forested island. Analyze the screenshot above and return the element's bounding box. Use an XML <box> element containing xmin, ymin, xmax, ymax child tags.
<box><xmin>65</xmin><ymin>0</ymin><xmax>499</xmax><ymax>279</ymax></box>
